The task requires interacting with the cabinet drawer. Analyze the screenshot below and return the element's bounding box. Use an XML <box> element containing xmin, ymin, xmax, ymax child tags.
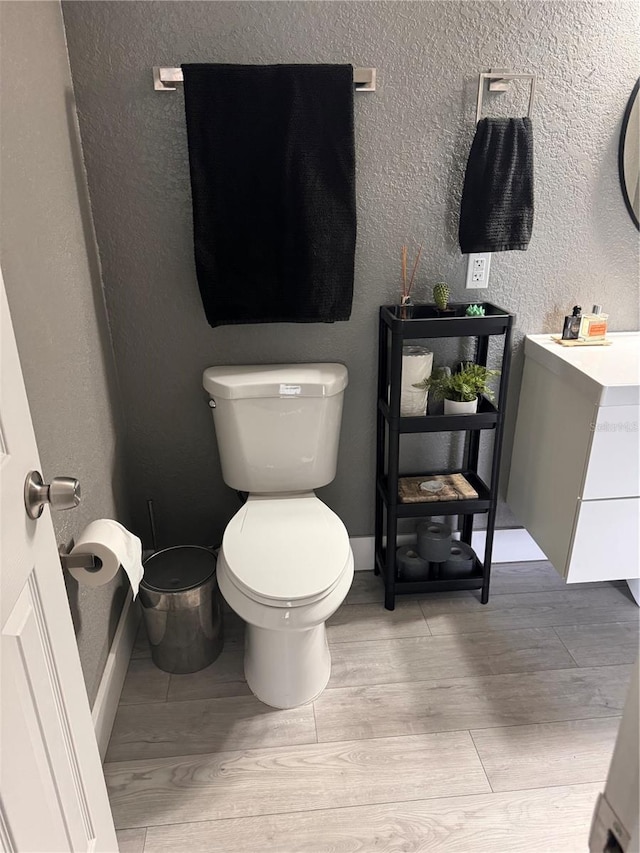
<box><xmin>567</xmin><ymin>497</ymin><xmax>640</xmax><ymax>582</ymax></box>
<box><xmin>582</xmin><ymin>406</ymin><xmax>640</xmax><ymax>499</ymax></box>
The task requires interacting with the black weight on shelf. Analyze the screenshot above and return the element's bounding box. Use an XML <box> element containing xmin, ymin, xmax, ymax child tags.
<box><xmin>374</xmin><ymin>302</ymin><xmax>514</xmax><ymax>610</ymax></box>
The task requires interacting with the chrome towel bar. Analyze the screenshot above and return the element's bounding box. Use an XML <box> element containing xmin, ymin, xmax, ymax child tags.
<box><xmin>153</xmin><ymin>66</ymin><xmax>376</xmax><ymax>92</ymax></box>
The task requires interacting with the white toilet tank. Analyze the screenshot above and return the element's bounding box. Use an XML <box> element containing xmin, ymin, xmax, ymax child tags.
<box><xmin>203</xmin><ymin>363</ymin><xmax>348</xmax><ymax>493</ymax></box>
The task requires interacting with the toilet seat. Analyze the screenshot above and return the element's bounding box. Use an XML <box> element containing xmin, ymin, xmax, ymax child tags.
<box><xmin>221</xmin><ymin>494</ymin><xmax>351</xmax><ymax>607</ymax></box>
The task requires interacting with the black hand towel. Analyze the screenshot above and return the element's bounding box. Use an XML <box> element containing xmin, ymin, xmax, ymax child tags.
<box><xmin>182</xmin><ymin>63</ymin><xmax>356</xmax><ymax>327</ymax></box>
<box><xmin>459</xmin><ymin>117</ymin><xmax>534</xmax><ymax>254</ymax></box>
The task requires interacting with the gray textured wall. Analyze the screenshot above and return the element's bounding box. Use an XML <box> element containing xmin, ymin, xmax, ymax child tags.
<box><xmin>0</xmin><ymin>1</ymin><xmax>128</xmax><ymax>705</ymax></box>
<box><xmin>61</xmin><ymin>1</ymin><xmax>639</xmax><ymax>548</ymax></box>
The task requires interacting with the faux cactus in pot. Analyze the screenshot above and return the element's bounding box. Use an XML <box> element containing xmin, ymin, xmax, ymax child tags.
<box><xmin>433</xmin><ymin>282</ymin><xmax>450</xmax><ymax>310</ymax></box>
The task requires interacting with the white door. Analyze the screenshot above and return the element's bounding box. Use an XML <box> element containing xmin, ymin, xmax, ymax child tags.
<box><xmin>0</xmin><ymin>271</ymin><xmax>117</xmax><ymax>852</ymax></box>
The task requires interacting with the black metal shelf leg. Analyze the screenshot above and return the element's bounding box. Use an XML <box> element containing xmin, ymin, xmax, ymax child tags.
<box><xmin>481</xmin><ymin>506</ymin><xmax>497</xmax><ymax>604</ymax></box>
<box><xmin>374</xmin><ymin>314</ymin><xmax>387</xmax><ymax>575</ymax></box>
<box><xmin>461</xmin><ymin>513</ymin><xmax>474</xmax><ymax>546</ymax></box>
<box><xmin>384</xmin><ymin>327</ymin><xmax>403</xmax><ymax>610</ymax></box>
<box><xmin>384</xmin><ymin>424</ymin><xmax>400</xmax><ymax>610</ymax></box>
<box><xmin>481</xmin><ymin>324</ymin><xmax>513</xmax><ymax>603</ymax></box>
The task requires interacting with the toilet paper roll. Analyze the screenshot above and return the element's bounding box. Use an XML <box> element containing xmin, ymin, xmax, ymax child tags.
<box><xmin>396</xmin><ymin>545</ymin><xmax>429</xmax><ymax>581</ymax></box>
<box><xmin>401</xmin><ymin>346</ymin><xmax>433</xmax><ymax>416</ymax></box>
<box><xmin>417</xmin><ymin>521</ymin><xmax>452</xmax><ymax>563</ymax></box>
<box><xmin>69</xmin><ymin>519</ymin><xmax>144</xmax><ymax>598</ymax></box>
<box><xmin>443</xmin><ymin>540</ymin><xmax>476</xmax><ymax>574</ymax></box>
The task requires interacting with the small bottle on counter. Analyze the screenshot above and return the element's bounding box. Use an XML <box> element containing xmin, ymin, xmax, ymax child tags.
<box><xmin>561</xmin><ymin>306</ymin><xmax>582</xmax><ymax>340</ymax></box>
<box><xmin>579</xmin><ymin>305</ymin><xmax>608</xmax><ymax>341</ymax></box>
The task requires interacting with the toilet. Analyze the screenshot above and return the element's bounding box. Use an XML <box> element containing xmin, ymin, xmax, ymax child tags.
<box><xmin>202</xmin><ymin>363</ymin><xmax>354</xmax><ymax>709</ymax></box>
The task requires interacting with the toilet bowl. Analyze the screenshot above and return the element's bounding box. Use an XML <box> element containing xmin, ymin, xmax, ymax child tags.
<box><xmin>202</xmin><ymin>363</ymin><xmax>353</xmax><ymax>709</ymax></box>
<box><xmin>217</xmin><ymin>493</ymin><xmax>354</xmax><ymax>709</ymax></box>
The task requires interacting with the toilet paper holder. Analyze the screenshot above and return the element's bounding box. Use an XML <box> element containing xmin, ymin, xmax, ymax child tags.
<box><xmin>59</xmin><ymin>543</ymin><xmax>103</xmax><ymax>573</ymax></box>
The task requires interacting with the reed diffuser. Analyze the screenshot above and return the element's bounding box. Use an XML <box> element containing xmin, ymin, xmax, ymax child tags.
<box><xmin>399</xmin><ymin>244</ymin><xmax>423</xmax><ymax>318</ymax></box>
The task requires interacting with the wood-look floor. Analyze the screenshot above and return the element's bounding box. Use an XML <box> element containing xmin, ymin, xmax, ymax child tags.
<box><xmin>109</xmin><ymin>562</ymin><xmax>639</xmax><ymax>853</ymax></box>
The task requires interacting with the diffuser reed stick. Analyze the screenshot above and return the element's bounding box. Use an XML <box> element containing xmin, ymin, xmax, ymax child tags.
<box><xmin>401</xmin><ymin>245</ymin><xmax>408</xmax><ymax>298</ymax></box>
<box><xmin>400</xmin><ymin>244</ymin><xmax>423</xmax><ymax>305</ymax></box>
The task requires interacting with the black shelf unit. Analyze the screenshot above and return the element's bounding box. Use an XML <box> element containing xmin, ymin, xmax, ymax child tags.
<box><xmin>375</xmin><ymin>302</ymin><xmax>514</xmax><ymax>610</ymax></box>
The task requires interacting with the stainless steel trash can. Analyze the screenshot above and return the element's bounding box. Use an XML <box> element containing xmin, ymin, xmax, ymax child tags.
<box><xmin>140</xmin><ymin>546</ymin><xmax>223</xmax><ymax>674</ymax></box>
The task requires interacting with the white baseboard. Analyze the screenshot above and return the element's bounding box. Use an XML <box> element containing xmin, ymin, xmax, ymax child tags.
<box><xmin>469</xmin><ymin>528</ymin><xmax>547</xmax><ymax>564</ymax></box>
<box><xmin>350</xmin><ymin>527</ymin><xmax>546</xmax><ymax>571</ymax></box>
<box><xmin>91</xmin><ymin>591</ymin><xmax>139</xmax><ymax>761</ymax></box>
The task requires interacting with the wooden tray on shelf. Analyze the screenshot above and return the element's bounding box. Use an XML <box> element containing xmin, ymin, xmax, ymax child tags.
<box><xmin>398</xmin><ymin>473</ymin><xmax>479</xmax><ymax>503</ymax></box>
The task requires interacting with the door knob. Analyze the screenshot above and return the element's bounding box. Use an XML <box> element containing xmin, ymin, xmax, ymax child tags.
<box><xmin>24</xmin><ymin>470</ymin><xmax>81</xmax><ymax>519</ymax></box>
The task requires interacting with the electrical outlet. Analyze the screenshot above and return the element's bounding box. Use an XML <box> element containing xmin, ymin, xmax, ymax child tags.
<box><xmin>465</xmin><ymin>252</ymin><xmax>492</xmax><ymax>289</ymax></box>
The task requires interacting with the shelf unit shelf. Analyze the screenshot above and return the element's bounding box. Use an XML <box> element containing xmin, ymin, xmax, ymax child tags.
<box><xmin>375</xmin><ymin>547</ymin><xmax>485</xmax><ymax>594</ymax></box>
<box><xmin>377</xmin><ymin>470</ymin><xmax>492</xmax><ymax>517</ymax></box>
<box><xmin>375</xmin><ymin>301</ymin><xmax>514</xmax><ymax>610</ymax></box>
<box><xmin>380</xmin><ymin>303</ymin><xmax>512</xmax><ymax>337</ymax></box>
<box><xmin>378</xmin><ymin>396</ymin><xmax>499</xmax><ymax>433</ymax></box>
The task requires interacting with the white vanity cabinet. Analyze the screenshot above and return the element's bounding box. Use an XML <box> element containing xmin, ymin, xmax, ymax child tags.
<box><xmin>507</xmin><ymin>333</ymin><xmax>640</xmax><ymax>584</ymax></box>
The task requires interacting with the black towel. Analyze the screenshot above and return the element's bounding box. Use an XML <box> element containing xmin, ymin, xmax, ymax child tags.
<box><xmin>182</xmin><ymin>64</ymin><xmax>356</xmax><ymax>327</ymax></box>
<box><xmin>459</xmin><ymin>117</ymin><xmax>534</xmax><ymax>254</ymax></box>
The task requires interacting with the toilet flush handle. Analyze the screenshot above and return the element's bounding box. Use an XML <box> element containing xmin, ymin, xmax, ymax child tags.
<box><xmin>208</xmin><ymin>399</ymin><xmax>216</xmax><ymax>409</ymax></box>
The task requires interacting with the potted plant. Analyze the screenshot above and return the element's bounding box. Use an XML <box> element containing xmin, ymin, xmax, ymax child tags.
<box><xmin>433</xmin><ymin>282</ymin><xmax>454</xmax><ymax>314</ymax></box>
<box><xmin>416</xmin><ymin>362</ymin><xmax>500</xmax><ymax>414</ymax></box>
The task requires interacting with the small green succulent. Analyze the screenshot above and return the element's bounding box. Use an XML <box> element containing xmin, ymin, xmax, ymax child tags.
<box><xmin>465</xmin><ymin>304</ymin><xmax>486</xmax><ymax>317</ymax></box>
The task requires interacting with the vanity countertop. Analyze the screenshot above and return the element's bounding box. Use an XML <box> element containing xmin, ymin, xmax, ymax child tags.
<box><xmin>524</xmin><ymin>332</ymin><xmax>640</xmax><ymax>407</ymax></box>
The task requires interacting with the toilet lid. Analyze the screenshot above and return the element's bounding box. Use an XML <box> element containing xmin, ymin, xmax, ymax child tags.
<box><xmin>222</xmin><ymin>495</ymin><xmax>351</xmax><ymax>604</ymax></box>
